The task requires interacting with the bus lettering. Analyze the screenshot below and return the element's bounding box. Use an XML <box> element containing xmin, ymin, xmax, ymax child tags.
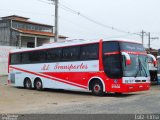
<box><xmin>54</xmin><ymin>63</ymin><xmax>88</xmax><ymax>71</ymax></box>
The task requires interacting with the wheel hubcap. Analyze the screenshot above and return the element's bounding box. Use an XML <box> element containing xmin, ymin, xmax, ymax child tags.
<box><xmin>26</xmin><ymin>81</ymin><xmax>30</xmax><ymax>88</ymax></box>
<box><xmin>36</xmin><ymin>81</ymin><xmax>41</xmax><ymax>89</ymax></box>
<box><xmin>94</xmin><ymin>84</ymin><xmax>100</xmax><ymax>92</ymax></box>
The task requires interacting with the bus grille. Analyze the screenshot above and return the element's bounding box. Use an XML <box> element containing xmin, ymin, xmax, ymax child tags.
<box><xmin>135</xmin><ymin>80</ymin><xmax>146</xmax><ymax>83</ymax></box>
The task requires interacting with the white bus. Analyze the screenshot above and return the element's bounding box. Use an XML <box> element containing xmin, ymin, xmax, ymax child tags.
<box><xmin>8</xmin><ymin>39</ymin><xmax>155</xmax><ymax>96</ymax></box>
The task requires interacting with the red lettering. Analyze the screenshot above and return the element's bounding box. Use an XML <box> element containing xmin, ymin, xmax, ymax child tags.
<box><xmin>54</xmin><ymin>63</ymin><xmax>88</xmax><ymax>71</ymax></box>
<box><xmin>41</xmin><ymin>64</ymin><xmax>50</xmax><ymax>71</ymax></box>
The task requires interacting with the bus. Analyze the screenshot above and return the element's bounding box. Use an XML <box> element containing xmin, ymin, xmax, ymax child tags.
<box><xmin>148</xmin><ymin>54</ymin><xmax>157</xmax><ymax>82</ymax></box>
<box><xmin>8</xmin><ymin>39</ymin><xmax>155</xmax><ymax>96</ymax></box>
<box><xmin>157</xmin><ymin>49</ymin><xmax>160</xmax><ymax>84</ymax></box>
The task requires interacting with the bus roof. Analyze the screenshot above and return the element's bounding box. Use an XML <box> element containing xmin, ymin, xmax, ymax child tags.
<box><xmin>10</xmin><ymin>39</ymin><xmax>142</xmax><ymax>53</ymax></box>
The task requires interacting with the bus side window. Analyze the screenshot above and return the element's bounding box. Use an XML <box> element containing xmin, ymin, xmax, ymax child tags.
<box><xmin>21</xmin><ymin>52</ymin><xmax>29</xmax><ymax>64</ymax></box>
<box><xmin>69</xmin><ymin>46</ymin><xmax>80</xmax><ymax>60</ymax></box>
<box><xmin>10</xmin><ymin>53</ymin><xmax>21</xmax><ymax>65</ymax></box>
<box><xmin>46</xmin><ymin>48</ymin><xmax>62</xmax><ymax>62</ymax></box>
<box><xmin>29</xmin><ymin>50</ymin><xmax>45</xmax><ymax>63</ymax></box>
<box><xmin>62</xmin><ymin>46</ymin><xmax>80</xmax><ymax>61</ymax></box>
<box><xmin>80</xmin><ymin>44</ymin><xmax>99</xmax><ymax>60</ymax></box>
<box><xmin>62</xmin><ymin>47</ymin><xmax>70</xmax><ymax>61</ymax></box>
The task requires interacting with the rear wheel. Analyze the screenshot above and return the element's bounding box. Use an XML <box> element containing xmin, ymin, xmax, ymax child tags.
<box><xmin>35</xmin><ymin>79</ymin><xmax>43</xmax><ymax>91</ymax></box>
<box><xmin>24</xmin><ymin>78</ymin><xmax>32</xmax><ymax>89</ymax></box>
<box><xmin>91</xmin><ymin>80</ymin><xmax>104</xmax><ymax>96</ymax></box>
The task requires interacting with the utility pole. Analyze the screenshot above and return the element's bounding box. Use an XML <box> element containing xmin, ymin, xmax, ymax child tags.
<box><xmin>148</xmin><ymin>32</ymin><xmax>151</xmax><ymax>52</ymax></box>
<box><xmin>148</xmin><ymin>32</ymin><xmax>159</xmax><ymax>53</ymax></box>
<box><xmin>50</xmin><ymin>0</ymin><xmax>59</xmax><ymax>42</ymax></box>
<box><xmin>141</xmin><ymin>30</ymin><xmax>145</xmax><ymax>45</ymax></box>
<box><xmin>55</xmin><ymin>0</ymin><xmax>59</xmax><ymax>42</ymax></box>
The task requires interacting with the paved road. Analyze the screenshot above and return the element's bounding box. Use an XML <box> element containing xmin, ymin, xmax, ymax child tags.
<box><xmin>0</xmin><ymin>76</ymin><xmax>160</xmax><ymax>114</ymax></box>
<box><xmin>33</xmin><ymin>86</ymin><xmax>160</xmax><ymax>114</ymax></box>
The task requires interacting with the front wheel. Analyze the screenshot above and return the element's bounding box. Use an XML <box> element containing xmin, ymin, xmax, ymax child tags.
<box><xmin>91</xmin><ymin>81</ymin><xmax>104</xmax><ymax>96</ymax></box>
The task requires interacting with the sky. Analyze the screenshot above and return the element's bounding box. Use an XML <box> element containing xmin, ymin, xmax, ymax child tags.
<box><xmin>0</xmin><ymin>0</ymin><xmax>160</xmax><ymax>49</ymax></box>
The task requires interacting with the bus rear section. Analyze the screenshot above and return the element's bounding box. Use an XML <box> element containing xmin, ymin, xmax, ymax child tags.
<box><xmin>8</xmin><ymin>39</ymin><xmax>152</xmax><ymax>96</ymax></box>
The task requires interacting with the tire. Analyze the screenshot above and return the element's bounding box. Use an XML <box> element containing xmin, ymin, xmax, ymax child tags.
<box><xmin>115</xmin><ymin>92</ymin><xmax>122</xmax><ymax>95</ymax></box>
<box><xmin>91</xmin><ymin>80</ymin><xmax>104</xmax><ymax>96</ymax></box>
<box><xmin>35</xmin><ymin>79</ymin><xmax>43</xmax><ymax>91</ymax></box>
<box><xmin>24</xmin><ymin>78</ymin><xmax>32</xmax><ymax>89</ymax></box>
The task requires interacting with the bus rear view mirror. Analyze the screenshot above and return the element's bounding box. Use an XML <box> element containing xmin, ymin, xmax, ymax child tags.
<box><xmin>148</xmin><ymin>54</ymin><xmax>157</xmax><ymax>66</ymax></box>
<box><xmin>121</xmin><ymin>52</ymin><xmax>131</xmax><ymax>65</ymax></box>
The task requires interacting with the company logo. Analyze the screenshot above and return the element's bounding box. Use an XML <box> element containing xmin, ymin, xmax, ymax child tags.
<box><xmin>41</xmin><ymin>64</ymin><xmax>50</xmax><ymax>71</ymax></box>
<box><xmin>54</xmin><ymin>63</ymin><xmax>88</xmax><ymax>71</ymax></box>
<box><xmin>114</xmin><ymin>79</ymin><xmax>118</xmax><ymax>83</ymax></box>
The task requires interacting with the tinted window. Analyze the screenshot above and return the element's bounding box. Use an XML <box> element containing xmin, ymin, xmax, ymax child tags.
<box><xmin>10</xmin><ymin>53</ymin><xmax>21</xmax><ymax>65</ymax></box>
<box><xmin>21</xmin><ymin>52</ymin><xmax>29</xmax><ymax>64</ymax></box>
<box><xmin>62</xmin><ymin>46</ymin><xmax>80</xmax><ymax>61</ymax></box>
<box><xmin>80</xmin><ymin>44</ymin><xmax>99</xmax><ymax>60</ymax></box>
<box><xmin>120</xmin><ymin>42</ymin><xmax>145</xmax><ymax>52</ymax></box>
<box><xmin>46</xmin><ymin>48</ymin><xmax>62</xmax><ymax>62</ymax></box>
<box><xmin>103</xmin><ymin>41</ymin><xmax>122</xmax><ymax>78</ymax></box>
<box><xmin>29</xmin><ymin>50</ymin><xmax>46</xmax><ymax>63</ymax></box>
<box><xmin>103</xmin><ymin>54</ymin><xmax>122</xmax><ymax>78</ymax></box>
<box><xmin>103</xmin><ymin>41</ymin><xmax>119</xmax><ymax>53</ymax></box>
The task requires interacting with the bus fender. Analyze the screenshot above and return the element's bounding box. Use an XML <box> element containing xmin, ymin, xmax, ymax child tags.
<box><xmin>88</xmin><ymin>77</ymin><xmax>106</xmax><ymax>92</ymax></box>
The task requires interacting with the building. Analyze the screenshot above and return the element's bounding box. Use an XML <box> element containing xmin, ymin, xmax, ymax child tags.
<box><xmin>0</xmin><ymin>15</ymin><xmax>67</xmax><ymax>76</ymax></box>
<box><xmin>0</xmin><ymin>15</ymin><xmax>67</xmax><ymax>48</ymax></box>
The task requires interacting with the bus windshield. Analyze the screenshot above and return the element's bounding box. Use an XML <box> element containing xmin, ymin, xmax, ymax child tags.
<box><xmin>120</xmin><ymin>42</ymin><xmax>149</xmax><ymax>77</ymax></box>
<box><xmin>122</xmin><ymin>54</ymin><xmax>149</xmax><ymax>77</ymax></box>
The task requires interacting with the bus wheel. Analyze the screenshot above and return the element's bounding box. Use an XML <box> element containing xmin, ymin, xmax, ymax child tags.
<box><xmin>91</xmin><ymin>80</ymin><xmax>104</xmax><ymax>96</ymax></box>
<box><xmin>24</xmin><ymin>78</ymin><xmax>32</xmax><ymax>89</ymax></box>
<box><xmin>35</xmin><ymin>79</ymin><xmax>43</xmax><ymax>91</ymax></box>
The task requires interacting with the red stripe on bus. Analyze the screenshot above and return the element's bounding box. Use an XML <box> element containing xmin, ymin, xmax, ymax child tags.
<box><xmin>10</xmin><ymin>66</ymin><xmax>88</xmax><ymax>89</ymax></box>
<box><xmin>104</xmin><ymin>52</ymin><xmax>120</xmax><ymax>55</ymax></box>
<box><xmin>121</xmin><ymin>51</ymin><xmax>147</xmax><ymax>55</ymax></box>
<box><xmin>104</xmin><ymin>51</ymin><xmax>147</xmax><ymax>56</ymax></box>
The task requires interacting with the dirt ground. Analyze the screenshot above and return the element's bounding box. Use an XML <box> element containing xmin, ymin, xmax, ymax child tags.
<box><xmin>0</xmin><ymin>76</ymin><xmax>160</xmax><ymax>114</ymax></box>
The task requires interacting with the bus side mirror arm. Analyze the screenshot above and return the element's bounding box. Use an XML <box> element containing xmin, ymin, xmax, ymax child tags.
<box><xmin>148</xmin><ymin>54</ymin><xmax>157</xmax><ymax>66</ymax></box>
<box><xmin>121</xmin><ymin>52</ymin><xmax>131</xmax><ymax>65</ymax></box>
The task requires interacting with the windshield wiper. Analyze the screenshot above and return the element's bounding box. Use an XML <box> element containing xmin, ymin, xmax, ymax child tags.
<box><xmin>139</xmin><ymin>59</ymin><xmax>148</xmax><ymax>77</ymax></box>
<box><xmin>135</xmin><ymin>57</ymin><xmax>141</xmax><ymax>78</ymax></box>
<box><xmin>135</xmin><ymin>57</ymin><xmax>148</xmax><ymax>77</ymax></box>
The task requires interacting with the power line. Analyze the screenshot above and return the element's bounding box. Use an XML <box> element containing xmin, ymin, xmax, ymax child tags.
<box><xmin>36</xmin><ymin>0</ymin><xmax>107</xmax><ymax>38</ymax></box>
<box><xmin>0</xmin><ymin>8</ymin><xmax>53</xmax><ymax>17</ymax></box>
<box><xmin>36</xmin><ymin>0</ymin><xmax>53</xmax><ymax>4</ymax></box>
<box><xmin>36</xmin><ymin>0</ymin><xmax>141</xmax><ymax>37</ymax></box>
<box><xmin>59</xmin><ymin>16</ymin><xmax>107</xmax><ymax>37</ymax></box>
<box><xmin>59</xmin><ymin>2</ymin><xmax>141</xmax><ymax>36</ymax></box>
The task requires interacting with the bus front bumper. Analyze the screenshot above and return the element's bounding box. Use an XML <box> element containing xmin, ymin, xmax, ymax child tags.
<box><xmin>107</xmin><ymin>83</ymin><xmax>150</xmax><ymax>93</ymax></box>
<box><xmin>121</xmin><ymin>83</ymin><xmax>150</xmax><ymax>93</ymax></box>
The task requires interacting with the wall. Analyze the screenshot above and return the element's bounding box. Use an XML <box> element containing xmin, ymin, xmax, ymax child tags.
<box><xmin>0</xmin><ymin>46</ymin><xmax>18</xmax><ymax>76</ymax></box>
<box><xmin>0</xmin><ymin>20</ymin><xmax>11</xmax><ymax>45</ymax></box>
